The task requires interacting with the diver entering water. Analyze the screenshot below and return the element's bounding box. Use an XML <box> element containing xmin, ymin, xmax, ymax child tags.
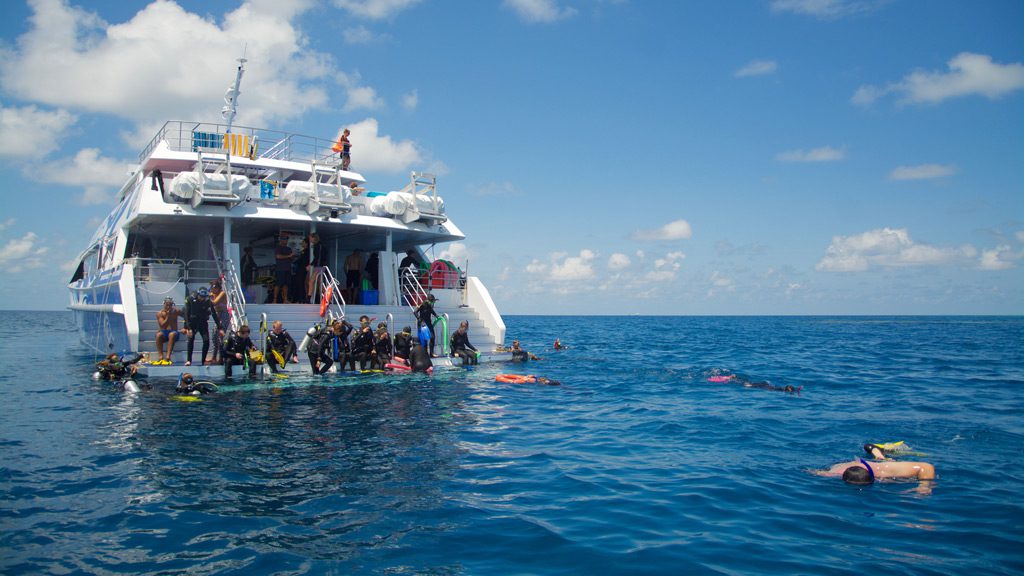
<box><xmin>176</xmin><ymin>372</ymin><xmax>217</xmax><ymax>395</ymax></box>
<box><xmin>450</xmin><ymin>321</ymin><xmax>478</xmax><ymax>365</ymax></box>
<box><xmin>393</xmin><ymin>326</ymin><xmax>413</xmax><ymax>365</ymax></box>
<box><xmin>315</xmin><ymin>319</ymin><xmax>354</xmax><ymax>374</ymax></box>
<box><xmin>372</xmin><ymin>322</ymin><xmax>393</xmax><ymax>370</ymax></box>
<box><xmin>222</xmin><ymin>325</ymin><xmax>257</xmax><ymax>378</ymax></box>
<box><xmin>415</xmin><ymin>293</ymin><xmax>439</xmax><ymax>356</ymax></box>
<box><xmin>409</xmin><ymin>342</ymin><xmax>433</xmax><ymax>373</ymax></box>
<box><xmin>95</xmin><ymin>352</ymin><xmax>147</xmax><ymax>391</ymax></box>
<box><xmin>183</xmin><ymin>288</ymin><xmax>222</xmax><ymax>366</ymax></box>
<box><xmin>350</xmin><ymin>323</ymin><xmax>375</xmax><ymax>370</ymax></box>
<box><xmin>266</xmin><ymin>320</ymin><xmax>298</xmax><ymax>373</ymax></box>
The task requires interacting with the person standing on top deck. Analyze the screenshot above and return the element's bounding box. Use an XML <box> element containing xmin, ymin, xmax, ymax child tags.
<box><xmin>339</xmin><ymin>128</ymin><xmax>352</xmax><ymax>171</ymax></box>
<box><xmin>416</xmin><ymin>293</ymin><xmax>440</xmax><ymax>357</ymax></box>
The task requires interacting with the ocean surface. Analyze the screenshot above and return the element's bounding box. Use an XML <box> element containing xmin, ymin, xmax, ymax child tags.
<box><xmin>2</xmin><ymin>312</ymin><xmax>1022</xmax><ymax>575</ymax></box>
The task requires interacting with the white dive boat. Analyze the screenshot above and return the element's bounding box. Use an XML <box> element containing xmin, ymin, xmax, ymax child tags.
<box><xmin>69</xmin><ymin>59</ymin><xmax>505</xmax><ymax>376</ymax></box>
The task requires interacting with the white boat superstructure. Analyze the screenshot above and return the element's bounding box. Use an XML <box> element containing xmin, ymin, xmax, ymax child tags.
<box><xmin>69</xmin><ymin>80</ymin><xmax>505</xmax><ymax>375</ymax></box>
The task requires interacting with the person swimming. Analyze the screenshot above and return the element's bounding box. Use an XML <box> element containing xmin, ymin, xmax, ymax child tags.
<box><xmin>175</xmin><ymin>372</ymin><xmax>217</xmax><ymax>395</ymax></box>
<box><xmin>707</xmin><ymin>372</ymin><xmax>801</xmax><ymax>394</ymax></box>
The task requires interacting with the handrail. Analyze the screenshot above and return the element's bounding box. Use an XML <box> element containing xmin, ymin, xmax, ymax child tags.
<box><xmin>441</xmin><ymin>312</ymin><xmax>450</xmax><ymax>355</ymax></box>
<box><xmin>400</xmin><ymin>267</ymin><xmax>429</xmax><ymax>313</ymax></box>
<box><xmin>140</xmin><ymin>120</ymin><xmax>344</xmax><ymax>167</ymax></box>
<box><xmin>207</xmin><ymin>238</ymin><xmax>247</xmax><ymax>331</ymax></box>
<box><xmin>316</xmin><ymin>266</ymin><xmax>347</xmax><ymax>320</ymax></box>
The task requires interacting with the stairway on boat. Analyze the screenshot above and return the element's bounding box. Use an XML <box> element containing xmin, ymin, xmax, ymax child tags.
<box><xmin>136</xmin><ymin>303</ymin><xmax>494</xmax><ymax>364</ymax></box>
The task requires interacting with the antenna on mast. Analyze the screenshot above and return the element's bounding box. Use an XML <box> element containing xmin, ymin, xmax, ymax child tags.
<box><xmin>222</xmin><ymin>48</ymin><xmax>247</xmax><ymax>133</ymax></box>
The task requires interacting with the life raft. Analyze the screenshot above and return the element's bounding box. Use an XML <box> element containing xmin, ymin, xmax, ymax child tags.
<box><xmin>495</xmin><ymin>374</ymin><xmax>536</xmax><ymax>384</ymax></box>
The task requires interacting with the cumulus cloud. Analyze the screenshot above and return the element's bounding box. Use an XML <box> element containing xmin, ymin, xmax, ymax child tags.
<box><xmin>979</xmin><ymin>245</ymin><xmax>1020</xmax><ymax>271</ymax></box>
<box><xmin>0</xmin><ymin>103</ymin><xmax>77</xmax><ymax>158</ymax></box>
<box><xmin>816</xmin><ymin>227</ymin><xmax>976</xmax><ymax>272</ymax></box>
<box><xmin>438</xmin><ymin>241</ymin><xmax>469</xmax><ymax>265</ymax></box>
<box><xmin>735</xmin><ymin>59</ymin><xmax>778</xmax><ymax>78</ymax></box>
<box><xmin>632</xmin><ymin>219</ymin><xmax>693</xmax><ymax>241</ymax></box>
<box><xmin>30</xmin><ymin>148</ymin><xmax>136</xmax><ymax>204</ymax></box>
<box><xmin>608</xmin><ymin>253</ymin><xmax>631</xmax><ymax>271</ymax></box>
<box><xmin>0</xmin><ymin>232</ymin><xmax>49</xmax><ymax>273</ymax></box>
<box><xmin>525</xmin><ymin>249</ymin><xmax>597</xmax><ymax>282</ymax></box>
<box><xmin>333</xmin><ymin>0</ymin><xmax>421</xmax><ymax>20</ymax></box>
<box><xmin>888</xmin><ymin>163</ymin><xmax>957</xmax><ymax>181</ymax></box>
<box><xmin>646</xmin><ymin>251</ymin><xmax>685</xmax><ymax>281</ymax></box>
<box><xmin>504</xmin><ymin>0</ymin><xmax>577</xmax><ymax>23</ymax></box>
<box><xmin>0</xmin><ymin>218</ymin><xmax>15</xmax><ymax>230</ymax></box>
<box><xmin>336</xmin><ymin>118</ymin><xmax>422</xmax><ymax>172</ymax></box>
<box><xmin>707</xmin><ymin>270</ymin><xmax>736</xmax><ymax>297</ymax></box>
<box><xmin>343</xmin><ymin>25</ymin><xmax>382</xmax><ymax>44</ymax></box>
<box><xmin>776</xmin><ymin>146</ymin><xmax>846</xmax><ymax>162</ymax></box>
<box><xmin>770</xmin><ymin>0</ymin><xmax>876</xmax><ymax>19</ymax></box>
<box><xmin>853</xmin><ymin>53</ymin><xmax>1024</xmax><ymax>106</ymax></box>
<box><xmin>468</xmin><ymin>181</ymin><xmax>521</xmax><ymax>197</ymax></box>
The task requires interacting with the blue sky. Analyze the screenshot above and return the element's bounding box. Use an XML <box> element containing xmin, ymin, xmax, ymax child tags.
<box><xmin>0</xmin><ymin>0</ymin><xmax>1021</xmax><ymax>314</ymax></box>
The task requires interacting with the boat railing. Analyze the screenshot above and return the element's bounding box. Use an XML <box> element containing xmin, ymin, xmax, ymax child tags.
<box><xmin>315</xmin><ymin>266</ymin><xmax>347</xmax><ymax>320</ymax></box>
<box><xmin>397</xmin><ymin>172</ymin><xmax>446</xmax><ymax>223</ymax></box>
<box><xmin>206</xmin><ymin>238</ymin><xmax>247</xmax><ymax>331</ymax></box>
<box><xmin>400</xmin><ymin>267</ymin><xmax>429</xmax><ymax>312</ymax></box>
<box><xmin>141</xmin><ymin>120</ymin><xmax>341</xmax><ymax>167</ymax></box>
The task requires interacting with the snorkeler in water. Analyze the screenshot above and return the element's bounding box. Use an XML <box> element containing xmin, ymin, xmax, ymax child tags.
<box><xmin>707</xmin><ymin>373</ymin><xmax>801</xmax><ymax>395</ymax></box>
<box><xmin>813</xmin><ymin>457</ymin><xmax>935</xmax><ymax>485</ymax></box>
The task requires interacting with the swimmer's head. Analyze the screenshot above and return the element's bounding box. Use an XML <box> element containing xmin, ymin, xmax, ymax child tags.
<box><xmin>842</xmin><ymin>465</ymin><xmax>874</xmax><ymax>485</ymax></box>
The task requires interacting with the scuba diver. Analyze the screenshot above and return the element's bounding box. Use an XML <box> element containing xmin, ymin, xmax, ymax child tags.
<box><xmin>222</xmin><ymin>324</ymin><xmax>258</xmax><ymax>378</ymax></box>
<box><xmin>372</xmin><ymin>322</ymin><xmax>393</xmax><ymax>370</ymax></box>
<box><xmin>409</xmin><ymin>342</ymin><xmax>433</xmax><ymax>374</ymax></box>
<box><xmin>94</xmin><ymin>352</ymin><xmax>146</xmax><ymax>391</ymax></box>
<box><xmin>266</xmin><ymin>320</ymin><xmax>299</xmax><ymax>373</ymax></box>
<box><xmin>183</xmin><ymin>287</ymin><xmax>222</xmax><ymax>367</ymax></box>
<box><xmin>510</xmin><ymin>340</ymin><xmax>542</xmax><ymax>362</ymax></box>
<box><xmin>350</xmin><ymin>322</ymin><xmax>375</xmax><ymax>370</ymax></box>
<box><xmin>315</xmin><ymin>319</ymin><xmax>355</xmax><ymax>374</ymax></box>
<box><xmin>449</xmin><ymin>320</ymin><xmax>478</xmax><ymax>366</ymax></box>
<box><xmin>393</xmin><ymin>326</ymin><xmax>413</xmax><ymax>365</ymax></box>
<box><xmin>175</xmin><ymin>372</ymin><xmax>217</xmax><ymax>395</ymax></box>
<box><xmin>415</xmin><ymin>293</ymin><xmax>439</xmax><ymax>356</ymax></box>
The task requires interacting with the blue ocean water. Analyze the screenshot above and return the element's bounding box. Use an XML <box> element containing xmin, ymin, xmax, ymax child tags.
<box><xmin>1</xmin><ymin>312</ymin><xmax>1022</xmax><ymax>575</ymax></box>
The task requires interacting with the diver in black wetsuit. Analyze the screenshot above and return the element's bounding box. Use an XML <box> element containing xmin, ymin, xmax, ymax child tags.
<box><xmin>510</xmin><ymin>340</ymin><xmax>541</xmax><ymax>362</ymax></box>
<box><xmin>265</xmin><ymin>320</ymin><xmax>298</xmax><ymax>373</ymax></box>
<box><xmin>315</xmin><ymin>319</ymin><xmax>354</xmax><ymax>374</ymax></box>
<box><xmin>409</xmin><ymin>342</ymin><xmax>433</xmax><ymax>373</ymax></box>
<box><xmin>183</xmin><ymin>287</ymin><xmax>221</xmax><ymax>366</ymax></box>
<box><xmin>393</xmin><ymin>326</ymin><xmax>413</xmax><ymax>364</ymax></box>
<box><xmin>415</xmin><ymin>293</ymin><xmax>439</xmax><ymax>356</ymax></box>
<box><xmin>95</xmin><ymin>352</ymin><xmax>144</xmax><ymax>381</ymax></box>
<box><xmin>222</xmin><ymin>325</ymin><xmax>257</xmax><ymax>378</ymax></box>
<box><xmin>350</xmin><ymin>324</ymin><xmax>375</xmax><ymax>370</ymax></box>
<box><xmin>176</xmin><ymin>372</ymin><xmax>216</xmax><ymax>395</ymax></box>
<box><xmin>449</xmin><ymin>321</ymin><xmax>478</xmax><ymax>365</ymax></box>
<box><xmin>372</xmin><ymin>323</ymin><xmax>393</xmax><ymax>369</ymax></box>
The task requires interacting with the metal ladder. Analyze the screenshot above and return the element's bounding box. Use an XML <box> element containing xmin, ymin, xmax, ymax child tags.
<box><xmin>314</xmin><ymin>266</ymin><xmax>347</xmax><ymax>320</ymax></box>
<box><xmin>207</xmin><ymin>238</ymin><xmax>248</xmax><ymax>331</ymax></box>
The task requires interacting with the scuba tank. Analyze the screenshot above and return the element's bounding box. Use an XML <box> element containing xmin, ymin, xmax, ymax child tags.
<box><xmin>418</xmin><ymin>324</ymin><xmax>431</xmax><ymax>347</ymax></box>
<box><xmin>122</xmin><ymin>380</ymin><xmax>141</xmax><ymax>393</ymax></box>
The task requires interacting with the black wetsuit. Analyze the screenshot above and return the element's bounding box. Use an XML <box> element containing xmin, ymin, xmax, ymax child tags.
<box><xmin>184</xmin><ymin>295</ymin><xmax>221</xmax><ymax>365</ymax></box>
<box><xmin>450</xmin><ymin>330</ymin><xmax>478</xmax><ymax>365</ymax></box>
<box><xmin>266</xmin><ymin>329</ymin><xmax>297</xmax><ymax>373</ymax></box>
<box><xmin>511</xmin><ymin>347</ymin><xmax>531</xmax><ymax>362</ymax></box>
<box><xmin>373</xmin><ymin>331</ymin><xmax>393</xmax><ymax>369</ymax></box>
<box><xmin>222</xmin><ymin>333</ymin><xmax>256</xmax><ymax>377</ymax></box>
<box><xmin>393</xmin><ymin>331</ymin><xmax>413</xmax><ymax>362</ymax></box>
<box><xmin>410</xmin><ymin>343</ymin><xmax>433</xmax><ymax>373</ymax></box>
<box><xmin>350</xmin><ymin>328</ymin><xmax>375</xmax><ymax>370</ymax></box>
<box><xmin>315</xmin><ymin>322</ymin><xmax>354</xmax><ymax>374</ymax></box>
<box><xmin>176</xmin><ymin>378</ymin><xmax>216</xmax><ymax>395</ymax></box>
<box><xmin>96</xmin><ymin>354</ymin><xmax>143</xmax><ymax>380</ymax></box>
<box><xmin>415</xmin><ymin>299</ymin><xmax>439</xmax><ymax>356</ymax></box>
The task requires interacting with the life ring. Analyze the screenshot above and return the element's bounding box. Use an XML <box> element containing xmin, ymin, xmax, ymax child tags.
<box><xmin>495</xmin><ymin>374</ymin><xmax>536</xmax><ymax>384</ymax></box>
<box><xmin>320</xmin><ymin>285</ymin><xmax>333</xmax><ymax>317</ymax></box>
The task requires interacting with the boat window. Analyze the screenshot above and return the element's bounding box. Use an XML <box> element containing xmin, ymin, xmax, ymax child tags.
<box><xmin>69</xmin><ymin>260</ymin><xmax>85</xmax><ymax>283</ymax></box>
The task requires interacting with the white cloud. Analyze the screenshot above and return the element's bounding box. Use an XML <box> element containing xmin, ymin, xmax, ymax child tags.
<box><xmin>438</xmin><ymin>242</ymin><xmax>469</xmax><ymax>264</ymax></box>
<box><xmin>343</xmin><ymin>25</ymin><xmax>381</xmax><ymax>44</ymax></box>
<box><xmin>816</xmin><ymin>227</ymin><xmax>976</xmax><ymax>272</ymax></box>
<box><xmin>343</xmin><ymin>85</ymin><xmax>385</xmax><ymax>112</ymax></box>
<box><xmin>335</xmin><ymin>118</ymin><xmax>422</xmax><ymax>173</ymax></box>
<box><xmin>979</xmin><ymin>245</ymin><xmax>1020</xmax><ymax>271</ymax></box>
<box><xmin>888</xmin><ymin>163</ymin><xmax>957</xmax><ymax>181</ymax></box>
<box><xmin>468</xmin><ymin>181</ymin><xmax>520</xmax><ymax>197</ymax></box>
<box><xmin>1017</xmin><ymin>231</ymin><xmax>1024</xmax><ymax>243</ymax></box>
<box><xmin>0</xmin><ymin>1</ymin><xmax>334</xmax><ymax>131</ymax></box>
<box><xmin>333</xmin><ymin>0</ymin><xmax>422</xmax><ymax>20</ymax></box>
<box><xmin>852</xmin><ymin>53</ymin><xmax>1024</xmax><ymax>106</ymax></box>
<box><xmin>735</xmin><ymin>59</ymin><xmax>778</xmax><ymax>78</ymax></box>
<box><xmin>776</xmin><ymin>145</ymin><xmax>846</xmax><ymax>162</ymax></box>
<box><xmin>770</xmin><ymin>0</ymin><xmax>874</xmax><ymax>19</ymax></box>
<box><xmin>608</xmin><ymin>253</ymin><xmax>631</xmax><ymax>271</ymax></box>
<box><xmin>504</xmin><ymin>0</ymin><xmax>577</xmax><ymax>23</ymax></box>
<box><xmin>0</xmin><ymin>218</ymin><xmax>15</xmax><ymax>231</ymax></box>
<box><xmin>526</xmin><ymin>249</ymin><xmax>597</xmax><ymax>282</ymax></box>
<box><xmin>402</xmin><ymin>89</ymin><xmax>419</xmax><ymax>111</ymax></box>
<box><xmin>31</xmin><ymin>148</ymin><xmax>136</xmax><ymax>204</ymax></box>
<box><xmin>0</xmin><ymin>232</ymin><xmax>49</xmax><ymax>273</ymax></box>
<box><xmin>707</xmin><ymin>270</ymin><xmax>736</xmax><ymax>297</ymax></box>
<box><xmin>0</xmin><ymin>103</ymin><xmax>77</xmax><ymax>158</ymax></box>
<box><xmin>632</xmin><ymin>219</ymin><xmax>693</xmax><ymax>241</ymax></box>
